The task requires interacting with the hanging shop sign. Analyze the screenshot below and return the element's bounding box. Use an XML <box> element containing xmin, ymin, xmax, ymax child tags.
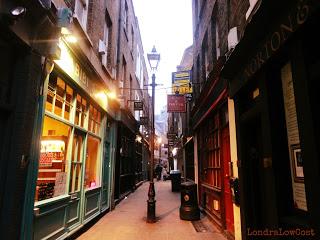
<box><xmin>172</xmin><ymin>70</ymin><xmax>192</xmax><ymax>94</ymax></box>
<box><xmin>167</xmin><ymin>133</ymin><xmax>177</xmax><ymax>139</ymax></box>
<box><xmin>139</xmin><ymin>116</ymin><xmax>149</xmax><ymax>126</ymax></box>
<box><xmin>167</xmin><ymin>94</ymin><xmax>186</xmax><ymax>113</ymax></box>
<box><xmin>134</xmin><ymin>101</ymin><xmax>143</xmax><ymax>111</ymax></box>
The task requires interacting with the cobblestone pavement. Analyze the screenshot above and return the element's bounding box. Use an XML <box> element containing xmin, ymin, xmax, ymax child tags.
<box><xmin>75</xmin><ymin>180</ymin><xmax>228</xmax><ymax>240</ymax></box>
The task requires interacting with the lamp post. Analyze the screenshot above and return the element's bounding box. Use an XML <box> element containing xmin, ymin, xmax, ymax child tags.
<box><xmin>146</xmin><ymin>46</ymin><xmax>160</xmax><ymax>223</ymax></box>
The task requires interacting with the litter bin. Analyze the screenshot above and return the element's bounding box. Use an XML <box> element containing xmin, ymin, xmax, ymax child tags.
<box><xmin>179</xmin><ymin>181</ymin><xmax>200</xmax><ymax>220</ymax></box>
<box><xmin>170</xmin><ymin>170</ymin><xmax>181</xmax><ymax>192</ymax></box>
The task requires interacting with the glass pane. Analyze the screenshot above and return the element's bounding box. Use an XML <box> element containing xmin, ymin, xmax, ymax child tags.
<box><xmin>45</xmin><ymin>91</ymin><xmax>54</xmax><ymax>112</ymax></box>
<box><xmin>81</xmin><ymin>113</ymin><xmax>86</xmax><ymax>128</ymax></box>
<box><xmin>64</xmin><ymin>103</ymin><xmax>70</xmax><ymax>120</ymax></box>
<box><xmin>70</xmin><ymin>132</ymin><xmax>84</xmax><ymax>193</ymax></box>
<box><xmin>66</xmin><ymin>85</ymin><xmax>73</xmax><ymax>103</ymax></box>
<box><xmin>54</xmin><ymin>98</ymin><xmax>63</xmax><ymax>117</ymax></box>
<box><xmin>35</xmin><ymin>116</ymin><xmax>71</xmax><ymax>202</ymax></box>
<box><xmin>84</xmin><ymin>136</ymin><xmax>100</xmax><ymax>189</ymax></box>
<box><xmin>75</xmin><ymin>111</ymin><xmax>80</xmax><ymax>126</ymax></box>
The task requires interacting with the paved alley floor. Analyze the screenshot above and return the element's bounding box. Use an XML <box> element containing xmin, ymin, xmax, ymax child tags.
<box><xmin>75</xmin><ymin>180</ymin><xmax>227</xmax><ymax>240</ymax></box>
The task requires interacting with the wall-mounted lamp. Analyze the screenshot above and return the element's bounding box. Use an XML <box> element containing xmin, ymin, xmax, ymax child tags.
<box><xmin>61</xmin><ymin>27</ymin><xmax>77</xmax><ymax>43</ymax></box>
<box><xmin>1</xmin><ymin>6</ymin><xmax>27</xmax><ymax>25</ymax></box>
<box><xmin>10</xmin><ymin>6</ymin><xmax>27</xmax><ymax>18</ymax></box>
<box><xmin>107</xmin><ymin>91</ymin><xmax>117</xmax><ymax>100</ymax></box>
<box><xmin>135</xmin><ymin>135</ymin><xmax>142</xmax><ymax>143</ymax></box>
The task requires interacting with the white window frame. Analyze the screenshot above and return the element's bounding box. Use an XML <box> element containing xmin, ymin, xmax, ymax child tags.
<box><xmin>74</xmin><ymin>0</ymin><xmax>89</xmax><ymax>31</ymax></box>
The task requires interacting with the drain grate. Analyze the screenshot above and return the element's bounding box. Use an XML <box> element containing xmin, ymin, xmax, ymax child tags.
<box><xmin>192</xmin><ymin>220</ymin><xmax>208</xmax><ymax>233</ymax></box>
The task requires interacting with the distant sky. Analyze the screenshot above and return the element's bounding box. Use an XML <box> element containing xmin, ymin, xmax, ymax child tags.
<box><xmin>132</xmin><ymin>0</ymin><xmax>193</xmax><ymax>114</ymax></box>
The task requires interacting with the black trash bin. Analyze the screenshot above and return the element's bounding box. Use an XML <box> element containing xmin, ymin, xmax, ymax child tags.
<box><xmin>180</xmin><ymin>181</ymin><xmax>200</xmax><ymax>220</ymax></box>
<box><xmin>170</xmin><ymin>170</ymin><xmax>181</xmax><ymax>192</ymax></box>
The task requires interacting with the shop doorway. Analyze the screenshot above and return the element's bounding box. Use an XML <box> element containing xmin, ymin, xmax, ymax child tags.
<box><xmin>101</xmin><ymin>142</ymin><xmax>111</xmax><ymax>210</ymax></box>
<box><xmin>67</xmin><ymin>130</ymin><xmax>86</xmax><ymax>228</ymax></box>
<box><xmin>222</xmin><ymin>126</ymin><xmax>234</xmax><ymax>233</ymax></box>
<box><xmin>241</xmin><ymin>115</ymin><xmax>264</xmax><ymax>230</ymax></box>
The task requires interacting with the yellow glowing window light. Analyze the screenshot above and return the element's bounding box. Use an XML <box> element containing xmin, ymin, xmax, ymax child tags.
<box><xmin>54</xmin><ymin>39</ymin><xmax>75</xmax><ymax>79</ymax></box>
<box><xmin>41</xmin><ymin>140</ymin><xmax>65</xmax><ymax>153</ymax></box>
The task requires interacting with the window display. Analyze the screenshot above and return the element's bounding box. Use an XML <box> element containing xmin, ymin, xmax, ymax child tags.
<box><xmin>36</xmin><ymin>69</ymin><xmax>103</xmax><ymax>203</ymax></box>
<box><xmin>84</xmin><ymin>136</ymin><xmax>100</xmax><ymax>189</ymax></box>
<box><xmin>35</xmin><ymin>116</ymin><xmax>71</xmax><ymax>202</ymax></box>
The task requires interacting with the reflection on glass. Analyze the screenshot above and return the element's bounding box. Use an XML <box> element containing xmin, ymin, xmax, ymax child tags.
<box><xmin>69</xmin><ymin>132</ymin><xmax>84</xmax><ymax>193</ymax></box>
<box><xmin>35</xmin><ymin>116</ymin><xmax>71</xmax><ymax>202</ymax></box>
<box><xmin>84</xmin><ymin>136</ymin><xmax>100</xmax><ymax>189</ymax></box>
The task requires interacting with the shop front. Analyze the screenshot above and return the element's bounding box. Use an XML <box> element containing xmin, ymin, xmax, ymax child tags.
<box><xmin>222</xmin><ymin>0</ymin><xmax>320</xmax><ymax>238</ymax></box>
<box><xmin>32</xmin><ymin>39</ymin><xmax>115</xmax><ymax>239</ymax></box>
<box><xmin>114</xmin><ymin>111</ymin><xmax>137</xmax><ymax>203</ymax></box>
<box><xmin>192</xmin><ymin>58</ymin><xmax>234</xmax><ymax>236</ymax></box>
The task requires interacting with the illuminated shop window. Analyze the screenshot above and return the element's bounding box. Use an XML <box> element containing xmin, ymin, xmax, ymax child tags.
<box><xmin>45</xmin><ymin>74</ymin><xmax>74</xmax><ymax>121</ymax></box>
<box><xmin>84</xmin><ymin>135</ymin><xmax>100</xmax><ymax>189</ymax></box>
<box><xmin>75</xmin><ymin>94</ymin><xmax>87</xmax><ymax>128</ymax></box>
<box><xmin>69</xmin><ymin>132</ymin><xmax>84</xmax><ymax>193</ymax></box>
<box><xmin>35</xmin><ymin>116</ymin><xmax>71</xmax><ymax>202</ymax></box>
<box><xmin>88</xmin><ymin>105</ymin><xmax>101</xmax><ymax>135</ymax></box>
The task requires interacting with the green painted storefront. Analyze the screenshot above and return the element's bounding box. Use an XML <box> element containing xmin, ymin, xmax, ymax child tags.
<box><xmin>24</xmin><ymin>39</ymin><xmax>117</xmax><ymax>240</ymax></box>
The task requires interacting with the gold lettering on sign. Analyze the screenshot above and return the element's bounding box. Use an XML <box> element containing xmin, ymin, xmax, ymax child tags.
<box><xmin>237</xmin><ymin>1</ymin><xmax>312</xmax><ymax>86</ymax></box>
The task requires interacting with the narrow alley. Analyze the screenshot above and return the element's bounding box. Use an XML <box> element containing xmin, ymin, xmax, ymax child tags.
<box><xmin>74</xmin><ymin>181</ymin><xmax>227</xmax><ymax>240</ymax></box>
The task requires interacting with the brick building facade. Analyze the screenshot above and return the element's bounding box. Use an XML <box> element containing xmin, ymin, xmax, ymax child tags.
<box><xmin>0</xmin><ymin>0</ymin><xmax>150</xmax><ymax>239</ymax></box>
<box><xmin>191</xmin><ymin>0</ymin><xmax>235</xmax><ymax>238</ymax></box>
<box><xmin>222</xmin><ymin>0</ymin><xmax>320</xmax><ymax>239</ymax></box>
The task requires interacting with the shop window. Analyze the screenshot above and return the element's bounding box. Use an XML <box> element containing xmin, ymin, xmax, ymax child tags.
<box><xmin>84</xmin><ymin>135</ymin><xmax>100</xmax><ymax>189</ymax></box>
<box><xmin>45</xmin><ymin>74</ymin><xmax>74</xmax><ymax>121</ymax></box>
<box><xmin>281</xmin><ymin>62</ymin><xmax>307</xmax><ymax>211</ymax></box>
<box><xmin>35</xmin><ymin>116</ymin><xmax>71</xmax><ymax>202</ymax></box>
<box><xmin>75</xmin><ymin>94</ymin><xmax>87</xmax><ymax>128</ymax></box>
<box><xmin>69</xmin><ymin>132</ymin><xmax>84</xmax><ymax>193</ymax></box>
<box><xmin>201</xmin><ymin>113</ymin><xmax>221</xmax><ymax>189</ymax></box>
<box><xmin>88</xmin><ymin>105</ymin><xmax>101</xmax><ymax>135</ymax></box>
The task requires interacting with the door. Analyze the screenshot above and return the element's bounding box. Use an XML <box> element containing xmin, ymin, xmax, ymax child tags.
<box><xmin>242</xmin><ymin>116</ymin><xmax>264</xmax><ymax>229</ymax></box>
<box><xmin>67</xmin><ymin>130</ymin><xmax>85</xmax><ymax>228</ymax></box>
<box><xmin>222</xmin><ymin>126</ymin><xmax>234</xmax><ymax>233</ymax></box>
<box><xmin>101</xmin><ymin>142</ymin><xmax>110</xmax><ymax>210</ymax></box>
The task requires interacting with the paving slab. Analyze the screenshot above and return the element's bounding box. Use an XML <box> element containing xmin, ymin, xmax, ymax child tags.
<box><xmin>75</xmin><ymin>180</ymin><xmax>228</xmax><ymax>240</ymax></box>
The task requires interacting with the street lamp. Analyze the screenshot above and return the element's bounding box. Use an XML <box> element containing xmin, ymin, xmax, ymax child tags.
<box><xmin>146</xmin><ymin>45</ymin><xmax>160</xmax><ymax>223</ymax></box>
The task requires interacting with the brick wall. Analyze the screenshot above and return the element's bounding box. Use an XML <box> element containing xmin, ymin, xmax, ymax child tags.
<box><xmin>229</xmin><ymin>0</ymin><xmax>250</xmax><ymax>39</ymax></box>
<box><xmin>117</xmin><ymin>0</ymin><xmax>149</xmax><ymax>117</ymax></box>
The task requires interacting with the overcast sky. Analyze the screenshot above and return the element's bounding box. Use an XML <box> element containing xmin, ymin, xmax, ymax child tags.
<box><xmin>132</xmin><ymin>0</ymin><xmax>193</xmax><ymax>114</ymax></box>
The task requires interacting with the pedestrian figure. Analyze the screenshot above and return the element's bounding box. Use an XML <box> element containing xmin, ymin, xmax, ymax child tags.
<box><xmin>155</xmin><ymin>164</ymin><xmax>162</xmax><ymax>181</ymax></box>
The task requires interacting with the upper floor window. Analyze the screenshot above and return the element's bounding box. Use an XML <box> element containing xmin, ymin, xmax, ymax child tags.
<box><xmin>216</xmin><ymin>23</ymin><xmax>220</xmax><ymax>59</ymax></box>
<box><xmin>102</xmin><ymin>10</ymin><xmax>112</xmax><ymax>68</ymax></box>
<box><xmin>74</xmin><ymin>0</ymin><xmax>89</xmax><ymax>31</ymax></box>
<box><xmin>203</xmin><ymin>33</ymin><xmax>209</xmax><ymax>77</ymax></box>
<box><xmin>120</xmin><ymin>57</ymin><xmax>127</xmax><ymax>97</ymax></box>
<box><xmin>131</xmin><ymin>26</ymin><xmax>135</xmax><ymax>50</ymax></box>
<box><xmin>124</xmin><ymin>1</ymin><xmax>129</xmax><ymax>30</ymax></box>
